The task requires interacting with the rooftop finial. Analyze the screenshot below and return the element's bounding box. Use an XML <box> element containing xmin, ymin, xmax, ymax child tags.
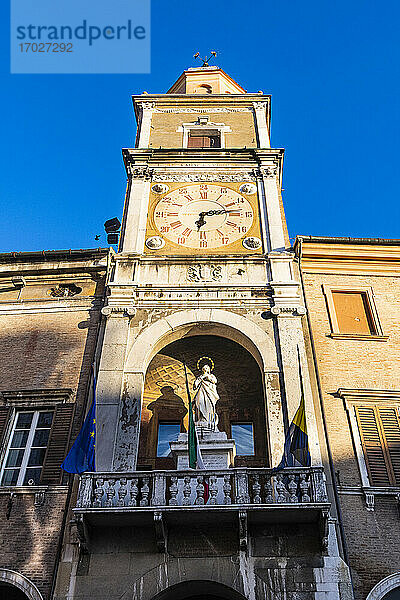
<box><xmin>193</xmin><ymin>51</ymin><xmax>217</xmax><ymax>67</ymax></box>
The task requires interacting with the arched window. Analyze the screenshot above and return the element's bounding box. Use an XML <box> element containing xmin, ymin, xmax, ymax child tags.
<box><xmin>137</xmin><ymin>334</ymin><xmax>268</xmax><ymax>470</ymax></box>
<box><xmin>195</xmin><ymin>84</ymin><xmax>212</xmax><ymax>94</ymax></box>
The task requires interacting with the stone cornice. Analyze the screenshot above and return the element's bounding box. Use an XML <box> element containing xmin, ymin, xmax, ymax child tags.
<box><xmin>336</xmin><ymin>388</ymin><xmax>400</xmax><ymax>403</ymax></box>
<box><xmin>295</xmin><ymin>239</ymin><xmax>400</xmax><ymax>276</ymax></box>
<box><xmin>132</xmin><ymin>93</ymin><xmax>271</xmax><ymax>121</ymax></box>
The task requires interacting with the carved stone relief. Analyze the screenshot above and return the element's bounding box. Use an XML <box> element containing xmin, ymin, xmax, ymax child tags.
<box><xmin>186</xmin><ymin>264</ymin><xmax>222</xmax><ymax>282</ymax></box>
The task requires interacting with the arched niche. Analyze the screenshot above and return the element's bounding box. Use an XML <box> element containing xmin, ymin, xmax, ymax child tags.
<box><xmin>0</xmin><ymin>570</ymin><xmax>43</xmax><ymax>600</ymax></box>
<box><xmin>137</xmin><ymin>334</ymin><xmax>269</xmax><ymax>470</ymax></box>
<box><xmin>367</xmin><ymin>574</ymin><xmax>400</xmax><ymax>600</ymax></box>
<box><xmin>151</xmin><ymin>580</ymin><xmax>247</xmax><ymax>600</ymax></box>
<box><xmin>125</xmin><ymin>308</ymin><xmax>278</xmax><ymax>376</ymax></box>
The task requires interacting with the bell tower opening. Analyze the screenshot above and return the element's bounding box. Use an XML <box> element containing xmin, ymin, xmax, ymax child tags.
<box><xmin>137</xmin><ymin>334</ymin><xmax>269</xmax><ymax>470</ymax></box>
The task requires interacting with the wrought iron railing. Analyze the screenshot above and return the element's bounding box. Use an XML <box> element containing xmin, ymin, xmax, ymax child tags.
<box><xmin>75</xmin><ymin>467</ymin><xmax>328</xmax><ymax>510</ymax></box>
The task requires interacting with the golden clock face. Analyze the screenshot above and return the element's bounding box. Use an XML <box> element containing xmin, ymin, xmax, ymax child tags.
<box><xmin>152</xmin><ymin>184</ymin><xmax>254</xmax><ymax>250</ymax></box>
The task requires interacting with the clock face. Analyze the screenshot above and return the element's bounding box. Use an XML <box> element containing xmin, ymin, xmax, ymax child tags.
<box><xmin>152</xmin><ymin>184</ymin><xmax>254</xmax><ymax>250</ymax></box>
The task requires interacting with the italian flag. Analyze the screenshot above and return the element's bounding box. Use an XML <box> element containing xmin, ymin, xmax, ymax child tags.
<box><xmin>184</xmin><ymin>361</ymin><xmax>209</xmax><ymax>502</ymax></box>
<box><xmin>188</xmin><ymin>392</ymin><xmax>205</xmax><ymax>469</ymax></box>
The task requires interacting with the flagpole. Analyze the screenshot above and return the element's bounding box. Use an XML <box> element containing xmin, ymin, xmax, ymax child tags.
<box><xmin>297</xmin><ymin>345</ymin><xmax>305</xmax><ymax>399</ymax></box>
<box><xmin>181</xmin><ymin>358</ymin><xmax>197</xmax><ymax>469</ymax></box>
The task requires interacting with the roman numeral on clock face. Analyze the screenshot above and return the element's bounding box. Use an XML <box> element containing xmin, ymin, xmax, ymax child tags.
<box><xmin>170</xmin><ymin>221</ymin><xmax>182</xmax><ymax>229</ymax></box>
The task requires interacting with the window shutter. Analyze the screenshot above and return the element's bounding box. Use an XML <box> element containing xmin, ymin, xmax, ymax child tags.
<box><xmin>377</xmin><ymin>407</ymin><xmax>400</xmax><ymax>485</ymax></box>
<box><xmin>0</xmin><ymin>407</ymin><xmax>11</xmax><ymax>447</ymax></box>
<box><xmin>188</xmin><ymin>136</ymin><xmax>205</xmax><ymax>148</ymax></box>
<box><xmin>332</xmin><ymin>291</ymin><xmax>375</xmax><ymax>334</ymax></box>
<box><xmin>355</xmin><ymin>405</ymin><xmax>391</xmax><ymax>486</ymax></box>
<box><xmin>41</xmin><ymin>403</ymin><xmax>74</xmax><ymax>484</ymax></box>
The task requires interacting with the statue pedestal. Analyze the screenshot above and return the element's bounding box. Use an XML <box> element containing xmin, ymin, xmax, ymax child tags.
<box><xmin>170</xmin><ymin>426</ymin><xmax>236</xmax><ymax>470</ymax></box>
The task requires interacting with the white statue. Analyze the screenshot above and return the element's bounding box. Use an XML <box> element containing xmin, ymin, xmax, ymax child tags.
<box><xmin>193</xmin><ymin>357</ymin><xmax>219</xmax><ymax>430</ymax></box>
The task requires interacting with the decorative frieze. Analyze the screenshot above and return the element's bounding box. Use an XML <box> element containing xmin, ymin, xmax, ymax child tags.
<box><xmin>152</xmin><ymin>171</ymin><xmax>256</xmax><ymax>182</ymax></box>
<box><xmin>152</xmin><ymin>107</ymin><xmax>253</xmax><ymax>114</ymax></box>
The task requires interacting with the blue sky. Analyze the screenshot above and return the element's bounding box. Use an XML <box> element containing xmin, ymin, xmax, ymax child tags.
<box><xmin>1</xmin><ymin>0</ymin><xmax>399</xmax><ymax>252</ymax></box>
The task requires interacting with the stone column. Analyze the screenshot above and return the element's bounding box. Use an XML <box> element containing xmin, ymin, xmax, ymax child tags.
<box><xmin>260</xmin><ymin>165</ymin><xmax>286</xmax><ymax>254</ymax></box>
<box><xmin>253</xmin><ymin>102</ymin><xmax>270</xmax><ymax>148</ymax></box>
<box><xmin>112</xmin><ymin>371</ymin><xmax>144</xmax><ymax>471</ymax></box>
<box><xmin>264</xmin><ymin>370</ymin><xmax>286</xmax><ymax>466</ymax></box>
<box><xmin>120</xmin><ymin>167</ymin><xmax>152</xmax><ymax>254</ymax></box>
<box><xmin>96</xmin><ymin>309</ymin><xmax>131</xmax><ymax>472</ymax></box>
<box><xmin>137</xmin><ymin>102</ymin><xmax>154</xmax><ymax>148</ymax></box>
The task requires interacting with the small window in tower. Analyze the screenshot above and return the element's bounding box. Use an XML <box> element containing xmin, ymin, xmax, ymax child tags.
<box><xmin>157</xmin><ymin>422</ymin><xmax>181</xmax><ymax>458</ymax></box>
<box><xmin>196</xmin><ymin>84</ymin><xmax>212</xmax><ymax>94</ymax></box>
<box><xmin>187</xmin><ymin>129</ymin><xmax>221</xmax><ymax>148</ymax></box>
<box><xmin>331</xmin><ymin>291</ymin><xmax>377</xmax><ymax>335</ymax></box>
<box><xmin>231</xmin><ymin>423</ymin><xmax>255</xmax><ymax>456</ymax></box>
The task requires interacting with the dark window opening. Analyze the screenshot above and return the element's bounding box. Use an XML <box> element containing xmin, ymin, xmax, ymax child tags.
<box><xmin>187</xmin><ymin>130</ymin><xmax>221</xmax><ymax>148</ymax></box>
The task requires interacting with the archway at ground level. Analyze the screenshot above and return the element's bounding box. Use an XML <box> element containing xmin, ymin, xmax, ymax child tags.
<box><xmin>367</xmin><ymin>574</ymin><xmax>400</xmax><ymax>600</ymax></box>
<box><xmin>151</xmin><ymin>580</ymin><xmax>247</xmax><ymax>600</ymax></box>
<box><xmin>0</xmin><ymin>583</ymin><xmax>29</xmax><ymax>600</ymax></box>
<box><xmin>0</xmin><ymin>570</ymin><xmax>43</xmax><ymax>600</ymax></box>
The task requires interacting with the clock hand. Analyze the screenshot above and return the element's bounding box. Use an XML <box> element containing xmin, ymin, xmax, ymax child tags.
<box><xmin>195</xmin><ymin>209</ymin><xmax>241</xmax><ymax>231</ymax></box>
<box><xmin>201</xmin><ymin>209</ymin><xmax>241</xmax><ymax>217</ymax></box>
<box><xmin>195</xmin><ymin>212</ymin><xmax>207</xmax><ymax>231</ymax></box>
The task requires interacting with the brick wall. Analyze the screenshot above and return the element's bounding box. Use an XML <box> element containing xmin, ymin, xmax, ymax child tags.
<box><xmin>301</xmin><ymin>267</ymin><xmax>400</xmax><ymax>600</ymax></box>
<box><xmin>0</xmin><ymin>491</ymin><xmax>68</xmax><ymax>599</ymax></box>
<box><xmin>0</xmin><ymin>261</ymin><xmax>107</xmax><ymax>600</ymax></box>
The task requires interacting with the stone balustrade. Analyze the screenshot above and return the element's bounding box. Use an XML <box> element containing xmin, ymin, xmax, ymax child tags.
<box><xmin>75</xmin><ymin>467</ymin><xmax>328</xmax><ymax>510</ymax></box>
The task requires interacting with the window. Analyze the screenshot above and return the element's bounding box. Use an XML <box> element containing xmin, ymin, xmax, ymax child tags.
<box><xmin>355</xmin><ymin>404</ymin><xmax>400</xmax><ymax>486</ymax></box>
<box><xmin>156</xmin><ymin>422</ymin><xmax>181</xmax><ymax>458</ymax></box>
<box><xmin>231</xmin><ymin>423</ymin><xmax>255</xmax><ymax>456</ymax></box>
<box><xmin>332</xmin><ymin>291</ymin><xmax>376</xmax><ymax>334</ymax></box>
<box><xmin>187</xmin><ymin>131</ymin><xmax>221</xmax><ymax>148</ymax></box>
<box><xmin>195</xmin><ymin>84</ymin><xmax>212</xmax><ymax>94</ymax></box>
<box><xmin>0</xmin><ymin>410</ymin><xmax>53</xmax><ymax>486</ymax></box>
<box><xmin>323</xmin><ymin>285</ymin><xmax>386</xmax><ymax>339</ymax></box>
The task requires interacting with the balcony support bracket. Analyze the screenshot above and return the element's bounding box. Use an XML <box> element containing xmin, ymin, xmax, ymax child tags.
<box><xmin>154</xmin><ymin>511</ymin><xmax>167</xmax><ymax>553</ymax></box>
<box><xmin>319</xmin><ymin>507</ymin><xmax>329</xmax><ymax>551</ymax></box>
<box><xmin>73</xmin><ymin>514</ymin><xmax>90</xmax><ymax>554</ymax></box>
<box><xmin>238</xmin><ymin>509</ymin><xmax>248</xmax><ymax>552</ymax></box>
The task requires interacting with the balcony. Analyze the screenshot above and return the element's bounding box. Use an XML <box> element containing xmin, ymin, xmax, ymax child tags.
<box><xmin>74</xmin><ymin>467</ymin><xmax>330</xmax><ymax>551</ymax></box>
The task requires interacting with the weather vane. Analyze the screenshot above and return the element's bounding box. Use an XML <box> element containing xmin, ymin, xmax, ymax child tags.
<box><xmin>193</xmin><ymin>51</ymin><xmax>217</xmax><ymax>67</ymax></box>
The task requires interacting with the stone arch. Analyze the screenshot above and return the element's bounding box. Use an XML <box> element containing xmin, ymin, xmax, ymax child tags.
<box><xmin>366</xmin><ymin>573</ymin><xmax>400</xmax><ymax>600</ymax></box>
<box><xmin>125</xmin><ymin>308</ymin><xmax>278</xmax><ymax>376</ymax></box>
<box><xmin>151</xmin><ymin>580</ymin><xmax>247</xmax><ymax>600</ymax></box>
<box><xmin>0</xmin><ymin>569</ymin><xmax>43</xmax><ymax>600</ymax></box>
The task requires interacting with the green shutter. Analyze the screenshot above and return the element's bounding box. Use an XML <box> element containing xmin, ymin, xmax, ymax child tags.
<box><xmin>41</xmin><ymin>403</ymin><xmax>74</xmax><ymax>484</ymax></box>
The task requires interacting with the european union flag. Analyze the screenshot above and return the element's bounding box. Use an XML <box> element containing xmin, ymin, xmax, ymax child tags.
<box><xmin>273</xmin><ymin>349</ymin><xmax>311</xmax><ymax>471</ymax></box>
<box><xmin>61</xmin><ymin>372</ymin><xmax>96</xmax><ymax>474</ymax></box>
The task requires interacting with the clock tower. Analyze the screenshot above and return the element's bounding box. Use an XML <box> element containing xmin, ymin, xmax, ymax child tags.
<box><xmin>76</xmin><ymin>64</ymin><xmax>353</xmax><ymax>600</ymax></box>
